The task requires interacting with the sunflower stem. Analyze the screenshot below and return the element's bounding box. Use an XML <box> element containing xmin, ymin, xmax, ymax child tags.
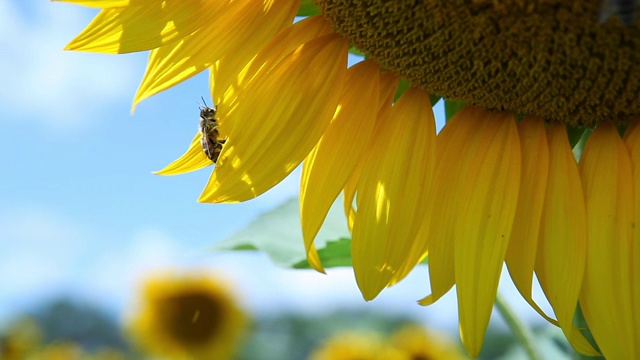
<box><xmin>494</xmin><ymin>293</ymin><xmax>543</xmax><ymax>360</ymax></box>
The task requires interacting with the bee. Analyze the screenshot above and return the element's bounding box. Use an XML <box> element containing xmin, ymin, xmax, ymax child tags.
<box><xmin>199</xmin><ymin>99</ymin><xmax>226</xmax><ymax>163</ymax></box>
<box><xmin>599</xmin><ymin>0</ymin><xmax>640</xmax><ymax>26</ymax></box>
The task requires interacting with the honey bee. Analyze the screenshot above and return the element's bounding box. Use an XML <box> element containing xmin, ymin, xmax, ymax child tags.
<box><xmin>199</xmin><ymin>99</ymin><xmax>226</xmax><ymax>163</ymax></box>
<box><xmin>599</xmin><ymin>0</ymin><xmax>639</xmax><ymax>26</ymax></box>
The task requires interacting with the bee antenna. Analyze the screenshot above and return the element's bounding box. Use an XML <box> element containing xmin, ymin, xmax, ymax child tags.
<box><xmin>200</xmin><ymin>96</ymin><xmax>208</xmax><ymax>107</ymax></box>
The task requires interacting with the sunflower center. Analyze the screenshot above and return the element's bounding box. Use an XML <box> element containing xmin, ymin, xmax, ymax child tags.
<box><xmin>158</xmin><ymin>292</ymin><xmax>224</xmax><ymax>345</ymax></box>
<box><xmin>314</xmin><ymin>0</ymin><xmax>640</xmax><ymax>127</ymax></box>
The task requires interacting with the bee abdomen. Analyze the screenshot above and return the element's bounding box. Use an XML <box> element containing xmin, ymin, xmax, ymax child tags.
<box><xmin>201</xmin><ymin>138</ymin><xmax>224</xmax><ymax>163</ymax></box>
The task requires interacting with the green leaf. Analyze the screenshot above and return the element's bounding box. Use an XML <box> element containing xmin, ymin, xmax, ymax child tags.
<box><xmin>297</xmin><ymin>0</ymin><xmax>321</xmax><ymax>16</ymax></box>
<box><xmin>566</xmin><ymin>125</ymin><xmax>587</xmax><ymax>149</ymax></box>
<box><xmin>572</xmin><ymin>128</ymin><xmax>592</xmax><ymax>162</ymax></box>
<box><xmin>429</xmin><ymin>94</ymin><xmax>441</xmax><ymax>106</ymax></box>
<box><xmin>210</xmin><ymin>196</ymin><xmax>351</xmax><ymax>267</ymax></box>
<box><xmin>293</xmin><ymin>238</ymin><xmax>352</xmax><ymax>269</ymax></box>
<box><xmin>444</xmin><ymin>99</ymin><xmax>466</xmax><ymax>122</ymax></box>
<box><xmin>300</xmin><ymin>238</ymin><xmax>428</xmax><ymax>269</ymax></box>
<box><xmin>394</xmin><ymin>78</ymin><xmax>411</xmax><ymax>101</ymax></box>
<box><xmin>616</xmin><ymin>123</ymin><xmax>628</xmax><ymax>138</ymax></box>
<box><xmin>573</xmin><ymin>304</ymin><xmax>603</xmax><ymax>359</ymax></box>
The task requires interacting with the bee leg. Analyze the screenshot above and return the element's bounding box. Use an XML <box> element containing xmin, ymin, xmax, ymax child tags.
<box><xmin>210</xmin><ymin>142</ymin><xmax>224</xmax><ymax>163</ymax></box>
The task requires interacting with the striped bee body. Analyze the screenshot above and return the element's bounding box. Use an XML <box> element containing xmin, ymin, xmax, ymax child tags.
<box><xmin>199</xmin><ymin>105</ymin><xmax>226</xmax><ymax>163</ymax></box>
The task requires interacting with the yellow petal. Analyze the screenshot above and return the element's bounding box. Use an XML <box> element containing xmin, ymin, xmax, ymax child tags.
<box><xmin>579</xmin><ymin>122</ymin><xmax>636</xmax><ymax>359</ymax></box>
<box><xmin>212</xmin><ymin>15</ymin><xmax>334</xmax><ymax>108</ymax></box>
<box><xmin>65</xmin><ymin>0</ymin><xmax>223</xmax><ymax>53</ymax></box>
<box><xmin>133</xmin><ymin>0</ymin><xmax>298</xmax><ymax>108</ymax></box>
<box><xmin>377</xmin><ymin>73</ymin><xmax>424</xmax><ymax>286</ymax></box>
<box><xmin>535</xmin><ymin>123</ymin><xmax>597</xmax><ymax>355</ymax></box>
<box><xmin>342</xmin><ymin>71</ymin><xmax>400</xmax><ymax>233</ymax></box>
<box><xmin>199</xmin><ymin>34</ymin><xmax>349</xmax><ymax>203</ymax></box>
<box><xmin>418</xmin><ymin>107</ymin><xmax>520</xmax><ymax>358</ymax></box>
<box><xmin>154</xmin><ymin>132</ymin><xmax>212</xmax><ymax>175</ymax></box>
<box><xmin>351</xmin><ymin>87</ymin><xmax>436</xmax><ymax>301</ymax></box>
<box><xmin>343</xmin><ymin>166</ymin><xmax>361</xmax><ymax>234</ymax></box>
<box><xmin>53</xmin><ymin>0</ymin><xmax>131</xmax><ymax>7</ymax></box>
<box><xmin>504</xmin><ymin>115</ymin><xmax>557</xmax><ymax>323</ymax></box>
<box><xmin>300</xmin><ymin>60</ymin><xmax>382</xmax><ymax>273</ymax></box>
<box><xmin>418</xmin><ymin>110</ymin><xmax>478</xmax><ymax>308</ymax></box>
<box><xmin>624</xmin><ymin>121</ymin><xmax>640</xmax><ymax>359</ymax></box>
<box><xmin>451</xmin><ymin>109</ymin><xmax>521</xmax><ymax>357</ymax></box>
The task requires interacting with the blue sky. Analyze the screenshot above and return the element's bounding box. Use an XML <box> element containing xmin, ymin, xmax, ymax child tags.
<box><xmin>0</xmin><ymin>0</ymin><xmax>553</xmax><ymax>340</ymax></box>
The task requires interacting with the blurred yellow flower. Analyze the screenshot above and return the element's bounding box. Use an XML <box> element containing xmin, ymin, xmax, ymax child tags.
<box><xmin>307</xmin><ymin>331</ymin><xmax>404</xmax><ymax>360</ymax></box>
<box><xmin>61</xmin><ymin>0</ymin><xmax>640</xmax><ymax>357</ymax></box>
<box><xmin>33</xmin><ymin>342</ymin><xmax>85</xmax><ymax>360</ymax></box>
<box><xmin>29</xmin><ymin>343</ymin><xmax>128</xmax><ymax>360</ymax></box>
<box><xmin>0</xmin><ymin>317</ymin><xmax>42</xmax><ymax>360</ymax></box>
<box><xmin>127</xmin><ymin>272</ymin><xmax>247</xmax><ymax>359</ymax></box>
<box><xmin>390</xmin><ymin>324</ymin><xmax>468</xmax><ymax>360</ymax></box>
<box><xmin>308</xmin><ymin>326</ymin><xmax>466</xmax><ymax>360</ymax></box>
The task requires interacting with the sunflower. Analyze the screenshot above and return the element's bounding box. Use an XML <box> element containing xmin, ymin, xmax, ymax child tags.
<box><xmin>126</xmin><ymin>272</ymin><xmax>247</xmax><ymax>359</ymax></box>
<box><xmin>390</xmin><ymin>324</ymin><xmax>468</xmax><ymax>360</ymax></box>
<box><xmin>307</xmin><ymin>331</ymin><xmax>405</xmax><ymax>360</ymax></box>
<box><xmin>59</xmin><ymin>0</ymin><xmax>640</xmax><ymax>358</ymax></box>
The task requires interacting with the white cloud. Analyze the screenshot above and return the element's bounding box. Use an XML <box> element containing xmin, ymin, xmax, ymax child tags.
<box><xmin>0</xmin><ymin>2</ymin><xmax>142</xmax><ymax>135</ymax></box>
<box><xmin>0</xmin><ymin>212</ymin><xmax>198</xmax><ymax>321</ymax></box>
<box><xmin>0</xmin><ymin>206</ymin><xmax>91</xmax><ymax>320</ymax></box>
<box><xmin>0</xmin><ymin>207</ymin><xmax>88</xmax><ymax>288</ymax></box>
<box><xmin>85</xmin><ymin>226</ymin><xmax>187</xmax><ymax>309</ymax></box>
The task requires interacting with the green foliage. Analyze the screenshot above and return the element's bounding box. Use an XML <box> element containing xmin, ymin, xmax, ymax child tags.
<box><xmin>572</xmin><ymin>304</ymin><xmax>604</xmax><ymax>360</ymax></box>
<box><xmin>572</xmin><ymin>128</ymin><xmax>593</xmax><ymax>162</ymax></box>
<box><xmin>394</xmin><ymin>78</ymin><xmax>410</xmax><ymax>100</ymax></box>
<box><xmin>444</xmin><ymin>99</ymin><xmax>466</xmax><ymax>121</ymax></box>
<box><xmin>486</xmin><ymin>326</ymin><xmax>569</xmax><ymax>360</ymax></box>
<box><xmin>293</xmin><ymin>238</ymin><xmax>352</xmax><ymax>269</ymax></box>
<box><xmin>430</xmin><ymin>94</ymin><xmax>442</xmax><ymax>107</ymax></box>
<box><xmin>616</xmin><ymin>123</ymin><xmax>628</xmax><ymax>138</ymax></box>
<box><xmin>211</xmin><ymin>197</ymin><xmax>350</xmax><ymax>267</ymax></box>
<box><xmin>297</xmin><ymin>0</ymin><xmax>321</xmax><ymax>16</ymax></box>
<box><xmin>567</xmin><ymin>125</ymin><xmax>587</xmax><ymax>149</ymax></box>
<box><xmin>0</xmin><ymin>298</ymin><xmax>133</xmax><ymax>358</ymax></box>
<box><xmin>237</xmin><ymin>311</ymin><xmax>417</xmax><ymax>360</ymax></box>
<box><xmin>32</xmin><ymin>298</ymin><xmax>130</xmax><ymax>352</ymax></box>
<box><xmin>213</xmin><ymin>197</ymin><xmax>432</xmax><ymax>269</ymax></box>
